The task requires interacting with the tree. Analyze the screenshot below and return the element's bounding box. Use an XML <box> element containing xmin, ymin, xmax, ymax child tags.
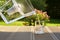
<box><xmin>30</xmin><ymin>0</ymin><xmax>47</xmax><ymax>11</ymax></box>
<box><xmin>46</xmin><ymin>0</ymin><xmax>60</xmax><ymax>19</ymax></box>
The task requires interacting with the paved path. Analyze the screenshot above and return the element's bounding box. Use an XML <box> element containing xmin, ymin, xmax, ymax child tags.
<box><xmin>0</xmin><ymin>26</ymin><xmax>60</xmax><ymax>40</ymax></box>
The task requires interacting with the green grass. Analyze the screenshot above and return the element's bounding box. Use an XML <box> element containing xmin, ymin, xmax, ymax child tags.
<box><xmin>46</xmin><ymin>23</ymin><xmax>60</xmax><ymax>26</ymax></box>
<box><xmin>0</xmin><ymin>19</ymin><xmax>60</xmax><ymax>26</ymax></box>
<box><xmin>0</xmin><ymin>21</ymin><xmax>24</xmax><ymax>26</ymax></box>
<box><xmin>46</xmin><ymin>19</ymin><xmax>60</xmax><ymax>26</ymax></box>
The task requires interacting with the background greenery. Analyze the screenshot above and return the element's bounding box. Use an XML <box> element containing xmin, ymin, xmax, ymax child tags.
<box><xmin>30</xmin><ymin>0</ymin><xmax>47</xmax><ymax>11</ymax></box>
<box><xmin>0</xmin><ymin>0</ymin><xmax>60</xmax><ymax>19</ymax></box>
<box><xmin>31</xmin><ymin>0</ymin><xmax>60</xmax><ymax>19</ymax></box>
<box><xmin>0</xmin><ymin>0</ymin><xmax>60</xmax><ymax>26</ymax></box>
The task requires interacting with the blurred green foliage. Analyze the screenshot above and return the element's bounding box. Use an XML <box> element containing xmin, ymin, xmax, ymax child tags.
<box><xmin>22</xmin><ymin>9</ymin><xmax>49</xmax><ymax>26</ymax></box>
<box><xmin>30</xmin><ymin>0</ymin><xmax>47</xmax><ymax>11</ymax></box>
<box><xmin>47</xmin><ymin>0</ymin><xmax>60</xmax><ymax>19</ymax></box>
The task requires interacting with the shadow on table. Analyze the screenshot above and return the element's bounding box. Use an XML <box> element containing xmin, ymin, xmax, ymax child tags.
<box><xmin>0</xmin><ymin>32</ymin><xmax>33</xmax><ymax>40</ymax></box>
<box><xmin>0</xmin><ymin>31</ymin><xmax>60</xmax><ymax>40</ymax></box>
<box><xmin>35</xmin><ymin>32</ymin><xmax>60</xmax><ymax>40</ymax></box>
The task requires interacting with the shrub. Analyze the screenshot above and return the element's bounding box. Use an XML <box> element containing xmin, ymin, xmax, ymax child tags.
<box><xmin>35</xmin><ymin>9</ymin><xmax>50</xmax><ymax>22</ymax></box>
<box><xmin>23</xmin><ymin>9</ymin><xmax>50</xmax><ymax>26</ymax></box>
<box><xmin>35</xmin><ymin>9</ymin><xmax>50</xmax><ymax>26</ymax></box>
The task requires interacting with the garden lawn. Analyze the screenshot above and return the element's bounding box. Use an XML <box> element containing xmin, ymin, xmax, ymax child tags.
<box><xmin>46</xmin><ymin>19</ymin><xmax>60</xmax><ymax>26</ymax></box>
<box><xmin>0</xmin><ymin>21</ymin><xmax>24</xmax><ymax>26</ymax></box>
<box><xmin>46</xmin><ymin>23</ymin><xmax>60</xmax><ymax>26</ymax></box>
<box><xmin>0</xmin><ymin>19</ymin><xmax>60</xmax><ymax>27</ymax></box>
